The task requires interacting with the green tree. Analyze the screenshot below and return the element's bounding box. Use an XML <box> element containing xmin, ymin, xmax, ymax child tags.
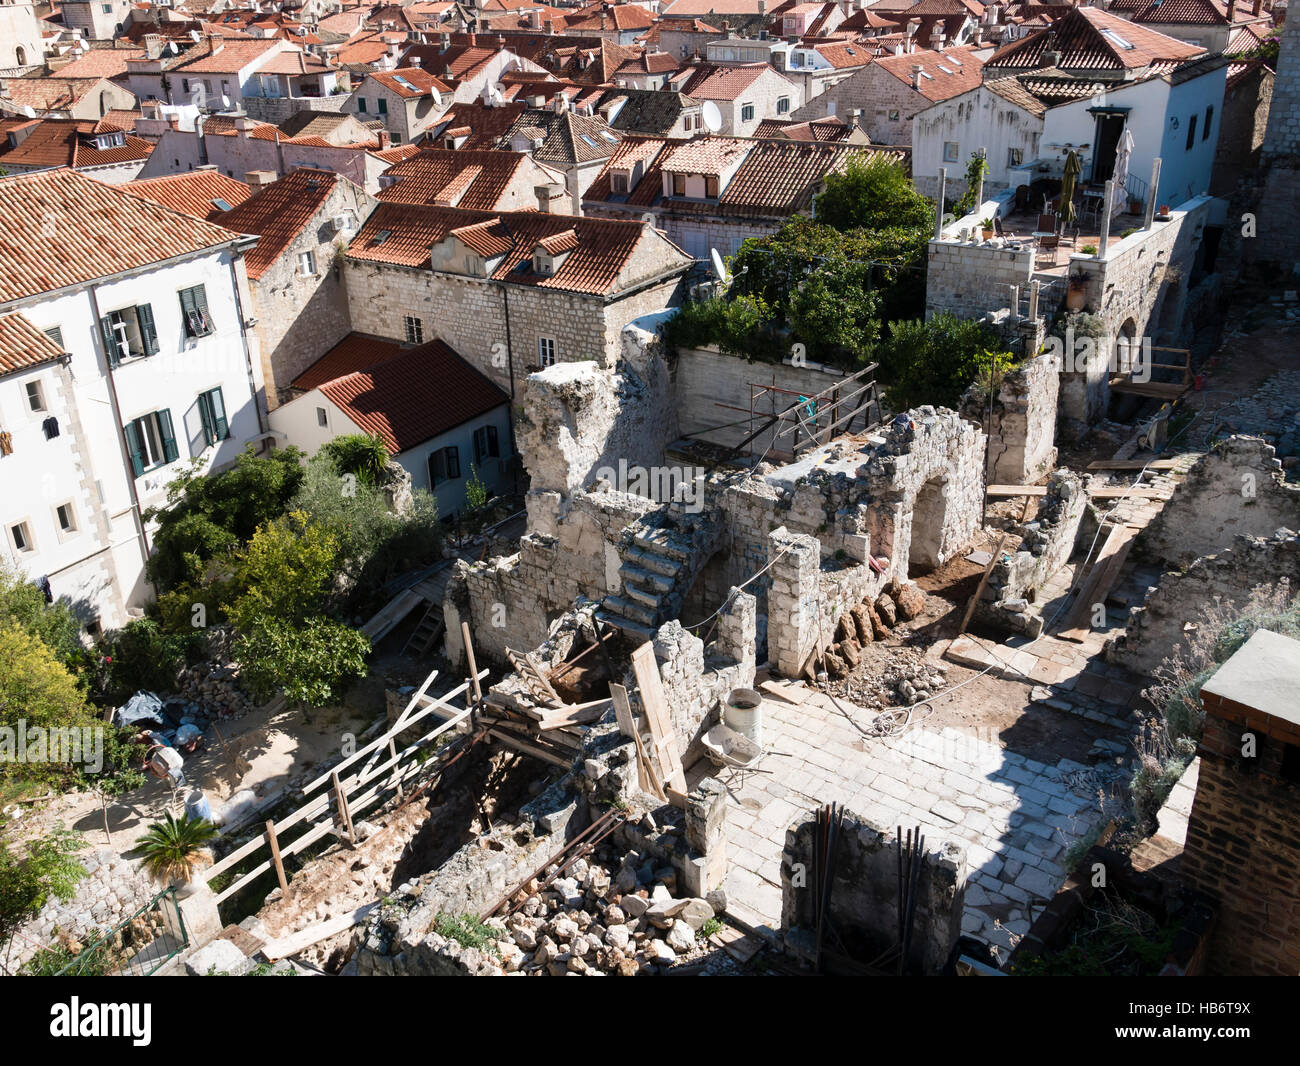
<box><xmin>229</xmin><ymin>512</ymin><xmax>339</xmax><ymax>630</ymax></box>
<box><xmin>146</xmin><ymin>447</ymin><xmax>306</xmax><ymax>591</ymax></box>
<box><xmin>813</xmin><ymin>152</ymin><xmax>933</xmax><ymax>234</ymax></box>
<box><xmin>97</xmin><ymin>618</ymin><xmax>197</xmax><ymax>701</ymax></box>
<box><xmin>875</xmin><ymin>313</ymin><xmax>1014</xmax><ymax>409</ymax></box>
<box><xmin>234</xmin><ymin>615</ymin><xmax>370</xmax><ymax>707</ymax></box>
<box><xmin>0</xmin><ymin>825</ymin><xmax>87</xmax><ymax>943</ymax></box>
<box><xmin>0</xmin><ymin>567</ymin><xmax>84</xmax><ymax>669</ymax></box>
<box><xmin>320</xmin><ymin>434</ymin><xmax>390</xmax><ymax>487</ymax></box>
<box><xmin>0</xmin><ymin>627</ymin><xmax>93</xmax><ymax>785</ymax></box>
<box><xmin>77</xmin><ymin>726</ymin><xmax>146</xmax><ymax>844</ymax></box>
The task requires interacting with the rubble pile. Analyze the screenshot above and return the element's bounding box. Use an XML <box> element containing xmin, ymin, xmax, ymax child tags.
<box><xmin>176</xmin><ymin>661</ymin><xmax>257</xmax><ymax>720</ymax></box>
<box><xmin>485</xmin><ymin>852</ymin><xmax>725</xmax><ymax>975</ymax></box>
<box><xmin>823</xmin><ymin>577</ymin><xmax>928</xmax><ymax>681</ymax></box>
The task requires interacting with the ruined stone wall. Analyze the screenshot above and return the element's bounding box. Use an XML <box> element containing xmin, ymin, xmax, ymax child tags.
<box><xmin>924</xmin><ymin>239</ymin><xmax>1034</xmax><ymax>323</ymax></box>
<box><xmin>967</xmin><ymin>350</ymin><xmax>1060</xmax><ymax>485</ymax></box>
<box><xmin>1262</xmin><ymin>13</ymin><xmax>1300</xmax><ymax>162</ymax></box>
<box><xmin>1138</xmin><ymin>437</ymin><xmax>1300</xmax><ymax>569</ymax></box>
<box><xmin>780</xmin><ymin>807</ymin><xmax>966</xmax><ymax>974</ymax></box>
<box><xmin>1107</xmin><ymin>530</ymin><xmax>1300</xmax><ymax>675</ymax></box>
<box><xmin>977</xmin><ymin>470</ymin><xmax>1088</xmax><ymax>637</ymax></box>
<box><xmin>672</xmin><ymin>346</ymin><xmax>852</xmax><ymax>459</ymax></box>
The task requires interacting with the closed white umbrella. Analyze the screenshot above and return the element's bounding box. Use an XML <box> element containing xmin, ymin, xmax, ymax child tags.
<box><xmin>1112</xmin><ymin>127</ymin><xmax>1134</xmax><ymax>218</ymax></box>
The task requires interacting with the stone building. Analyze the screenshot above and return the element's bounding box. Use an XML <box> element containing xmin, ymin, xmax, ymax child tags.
<box><xmin>342</xmin><ymin>65</ymin><xmax>454</xmax><ymax>145</ymax></box>
<box><xmin>342</xmin><ymin>203</ymin><xmax>695</xmax><ymax>396</ymax></box>
<box><xmin>376</xmin><ymin>148</ymin><xmax>566</xmax><ymax>211</ymax></box>
<box><xmin>674</xmin><ymin>63</ymin><xmax>804</xmax><ymax>138</ymax></box>
<box><xmin>214</xmin><ymin>167</ymin><xmax>377</xmax><ymax>411</ymax></box>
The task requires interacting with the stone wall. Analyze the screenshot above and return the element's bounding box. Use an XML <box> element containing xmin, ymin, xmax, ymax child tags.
<box><xmin>242</xmin><ymin>94</ymin><xmax>349</xmax><ymax>125</ymax></box>
<box><xmin>925</xmin><ymin>238</ymin><xmax>1034</xmax><ymax>323</ymax></box>
<box><xmin>976</xmin><ymin>469</ymin><xmax>1088</xmax><ymax>637</ymax></box>
<box><xmin>965</xmin><ymin>349</ymin><xmax>1060</xmax><ymax>485</ymax></box>
<box><xmin>780</xmin><ymin>807</ymin><xmax>966</xmax><ymax>974</ymax></box>
<box><xmin>1262</xmin><ymin>12</ymin><xmax>1300</xmax><ymax>162</ymax></box>
<box><xmin>1138</xmin><ymin>436</ymin><xmax>1300</xmax><ymax>569</ymax></box>
<box><xmin>672</xmin><ymin>345</ymin><xmax>853</xmax><ymax>459</ymax></box>
<box><xmin>1107</xmin><ymin>530</ymin><xmax>1300</xmax><ymax>675</ymax></box>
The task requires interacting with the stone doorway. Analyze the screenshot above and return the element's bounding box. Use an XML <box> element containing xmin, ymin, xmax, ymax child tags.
<box><xmin>908</xmin><ymin>475</ymin><xmax>948</xmax><ymax>575</ymax></box>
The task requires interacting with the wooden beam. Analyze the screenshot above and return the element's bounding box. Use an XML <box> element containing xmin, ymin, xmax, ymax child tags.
<box><xmin>260</xmin><ymin>902</ymin><xmax>379</xmax><ymax>962</ymax></box>
<box><xmin>461</xmin><ymin>620</ymin><xmax>482</xmax><ymax>704</ymax></box>
<box><xmin>1086</xmin><ymin>459</ymin><xmax>1179</xmax><ymax>471</ymax></box>
<box><xmin>631</xmin><ymin>642</ymin><xmax>686</xmax><ymax>794</ymax></box>
<box><xmin>265</xmin><ymin>819</ymin><xmax>288</xmax><ymax>894</ymax></box>
<box><xmin>958</xmin><ymin>534</ymin><xmax>1006</xmax><ymax>637</ymax></box>
<box><xmin>1057</xmin><ymin>523</ymin><xmax>1142</xmax><ymax>641</ymax></box>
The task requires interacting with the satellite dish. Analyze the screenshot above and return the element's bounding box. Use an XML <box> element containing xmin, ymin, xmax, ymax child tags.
<box><xmin>430</xmin><ymin>88</ymin><xmax>442</xmax><ymax>108</ymax></box>
<box><xmin>710</xmin><ymin>248</ymin><xmax>729</xmax><ymax>284</ymax></box>
<box><xmin>700</xmin><ymin>100</ymin><xmax>722</xmax><ymax>134</ymax></box>
<box><xmin>218</xmin><ymin>95</ymin><xmax>231</xmax><ymax>110</ymax></box>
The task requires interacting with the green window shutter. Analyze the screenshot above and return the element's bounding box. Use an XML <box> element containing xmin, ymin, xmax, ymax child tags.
<box><xmin>101</xmin><ymin>315</ymin><xmax>121</xmax><ymax>368</ymax></box>
<box><xmin>197</xmin><ymin>391</ymin><xmax>214</xmax><ymax>444</ymax></box>
<box><xmin>487</xmin><ymin>425</ymin><xmax>499</xmax><ymax>458</ymax></box>
<box><xmin>445</xmin><ymin>445</ymin><xmax>460</xmax><ymax>479</ymax></box>
<box><xmin>208</xmin><ymin>387</ymin><xmax>228</xmax><ymax>441</ymax></box>
<box><xmin>157</xmin><ymin>409</ymin><xmax>179</xmax><ymax>463</ymax></box>
<box><xmin>136</xmin><ymin>303</ymin><xmax>159</xmax><ymax>355</ymax></box>
<box><xmin>124</xmin><ymin>419</ymin><xmax>144</xmax><ymax>477</ymax></box>
<box><xmin>192</xmin><ymin>285</ymin><xmax>210</xmax><ymax>333</ymax></box>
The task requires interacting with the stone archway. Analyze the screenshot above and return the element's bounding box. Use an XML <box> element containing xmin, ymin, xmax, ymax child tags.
<box><xmin>908</xmin><ymin>474</ymin><xmax>948</xmax><ymax>575</ymax></box>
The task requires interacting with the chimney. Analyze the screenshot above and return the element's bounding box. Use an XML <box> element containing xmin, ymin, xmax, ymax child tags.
<box><xmin>758</xmin><ymin>0</ymin><xmax>766</xmax><ymax>11</ymax></box>
<box><xmin>377</xmin><ymin>129</ymin><xmax>390</xmax><ymax>149</ymax></box>
<box><xmin>535</xmin><ymin>182</ymin><xmax>563</xmax><ymax>213</ymax></box>
<box><xmin>529</xmin><ymin>8</ymin><xmax>542</xmax><ymax>28</ymax></box>
<box><xmin>723</xmin><ymin>20</ymin><xmax>732</xmax><ymax>38</ymax></box>
<box><xmin>143</xmin><ymin>33</ymin><xmax>164</xmax><ymax>60</ymax></box>
<box><xmin>1252</xmin><ymin>0</ymin><xmax>1262</xmax><ymax>14</ymax></box>
<box><xmin>911</xmin><ymin>63</ymin><xmax>923</xmax><ymax>90</ymax></box>
<box><xmin>1227</xmin><ymin>0</ymin><xmax>1237</xmax><ymax>19</ymax></box>
<box><xmin>244</xmin><ymin>170</ymin><xmax>277</xmax><ymax>185</ymax></box>
<box><xmin>553</xmin><ymin>92</ymin><xmax>567</xmax><ymax>112</ymax></box>
<box><xmin>206</xmin><ymin>34</ymin><xmax>223</xmax><ymax>56</ymax></box>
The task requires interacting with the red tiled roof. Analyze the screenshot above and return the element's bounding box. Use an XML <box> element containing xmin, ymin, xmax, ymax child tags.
<box><xmin>565</xmin><ymin>2</ymin><xmax>656</xmax><ymax>31</ymax></box>
<box><xmin>366</xmin><ymin>66</ymin><xmax>454</xmax><ymax>98</ymax></box>
<box><xmin>434</xmin><ymin>102</ymin><xmax>530</xmax><ymax>149</ymax></box>
<box><xmin>0</xmin><ymin>119</ymin><xmax>153</xmax><ymax>170</ymax></box>
<box><xmin>0</xmin><ymin>311</ymin><xmax>64</xmax><ymax>376</ymax></box>
<box><xmin>124</xmin><ymin>169</ymin><xmax>253</xmax><ymax>221</ymax></box>
<box><xmin>214</xmin><ymin>168</ymin><xmax>343</xmax><ymax>280</ymax></box>
<box><xmin>348</xmin><ymin>203</ymin><xmax>687</xmax><ymax>296</ymax></box>
<box><xmin>678</xmin><ymin>63</ymin><xmax>778</xmax><ymax>101</ymax></box>
<box><xmin>175</xmin><ymin>39</ymin><xmax>288</xmax><ymax>75</ymax></box>
<box><xmin>318</xmin><ymin>339</ymin><xmax>509</xmax><ymax>454</ymax></box>
<box><xmin>752</xmin><ymin>116</ymin><xmax>858</xmax><ymax>141</ymax></box>
<box><xmin>1226</xmin><ymin>56</ymin><xmax>1270</xmax><ymax>91</ymax></box>
<box><xmin>48</xmin><ymin>47</ymin><xmax>144</xmax><ymax>79</ymax></box>
<box><xmin>811</xmin><ymin>42</ymin><xmax>875</xmax><ymax>69</ymax></box>
<box><xmin>1130</xmin><ymin>0</ymin><xmax>1235</xmax><ymax>26</ymax></box>
<box><xmin>660</xmin><ymin>137</ymin><xmax>751</xmax><ymax>174</ymax></box>
<box><xmin>1</xmin><ymin>77</ymin><xmax>106</xmax><ymax>112</ymax></box>
<box><xmin>536</xmin><ymin>228</ymin><xmax>578</xmax><ymax>255</ymax></box>
<box><xmin>449</xmin><ymin>218</ymin><xmax>517</xmax><ymax>258</ymax></box>
<box><xmin>0</xmin><ymin>167</ymin><xmax>243</xmax><ymax>303</ymax></box>
<box><xmin>291</xmin><ymin>331</ymin><xmax>403</xmax><ymax>391</ymax></box>
<box><xmin>258</xmin><ymin>50</ymin><xmax>333</xmax><ymax>75</ymax></box>
<box><xmin>377</xmin><ymin>149</ymin><xmax>542</xmax><ymax>210</ymax></box>
<box><xmin>873</xmin><ymin>46</ymin><xmax>984</xmax><ymax>101</ymax></box>
<box><xmin>985</xmin><ymin>7</ymin><xmax>1204</xmax><ymax>72</ymax></box>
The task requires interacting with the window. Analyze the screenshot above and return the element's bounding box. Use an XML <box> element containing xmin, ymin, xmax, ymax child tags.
<box><xmin>1007</xmin><ymin>147</ymin><xmax>1023</xmax><ymax>167</ymax></box>
<box><xmin>9</xmin><ymin>521</ymin><xmax>33</xmax><ymax>553</ymax></box>
<box><xmin>611</xmin><ymin>171</ymin><xmax>628</xmax><ymax>194</ymax></box>
<box><xmin>943</xmin><ymin>141</ymin><xmax>960</xmax><ymax>163</ymax></box>
<box><xmin>197</xmin><ymin>387</ymin><xmax>229</xmax><ymax>446</ymax></box>
<box><xmin>1203</xmin><ymin>105</ymin><xmax>1213</xmax><ymax>141</ymax></box>
<box><xmin>1185</xmin><ymin>114</ymin><xmax>1197</xmax><ymax>150</ymax></box>
<box><xmin>473</xmin><ymin>424</ymin><xmax>500</xmax><ymax>464</ymax></box>
<box><xmin>704</xmin><ymin>175</ymin><xmax>719</xmax><ymax>198</ymax></box>
<box><xmin>777</xmin><ymin>96</ymin><xmax>790</xmax><ymax>115</ymax></box>
<box><xmin>684</xmin><ymin>114</ymin><xmax>694</xmax><ymax>131</ymax></box>
<box><xmin>123</xmin><ymin>410</ymin><xmax>178</xmax><ymax>476</ymax></box>
<box><xmin>316</xmin><ymin>407</ymin><xmax>328</xmax><ymax>428</ymax></box>
<box><xmin>538</xmin><ymin>337</ymin><xmax>556</xmax><ymax>366</ymax></box>
<box><xmin>101</xmin><ymin>3</ymin><xmax>112</xmax><ymax>12</ymax></box>
<box><xmin>403</xmin><ymin>314</ymin><xmax>423</xmax><ymax>344</ymax></box>
<box><xmin>358</xmin><ymin>97</ymin><xmax>367</xmax><ymax>113</ymax></box>
<box><xmin>378</xmin><ymin>98</ymin><xmax>388</xmax><ymax>115</ymax></box>
<box><xmin>55</xmin><ymin>502</ymin><xmax>77</xmax><ymax>535</ymax></box>
<box><xmin>740</xmin><ymin>103</ymin><xmax>755</xmax><ymax>123</ymax></box>
<box><xmin>887</xmin><ymin>109</ymin><xmax>900</xmax><ymax>121</ymax></box>
<box><xmin>428</xmin><ymin>445</ymin><xmax>460</xmax><ymax>485</ymax></box>
<box><xmin>100</xmin><ymin>304</ymin><xmax>159</xmax><ymax>365</ymax></box>
<box><xmin>43</xmin><ymin>326</ymin><xmax>64</xmax><ymax>349</ymax></box>
<box><xmin>24</xmin><ymin>380</ymin><xmax>46</xmax><ymax>413</ymax></box>
<box><xmin>672</xmin><ymin>173</ymin><xmax>686</xmax><ymax>196</ymax></box>
<box><xmin>298</xmin><ymin>250</ymin><xmax>317</xmax><ymax>275</ymax></box>
<box><xmin>179</xmin><ymin>285</ymin><xmax>213</xmax><ymax>338</ymax></box>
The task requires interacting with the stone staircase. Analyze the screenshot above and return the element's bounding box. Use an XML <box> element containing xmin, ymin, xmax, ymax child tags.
<box><xmin>598</xmin><ymin>510</ymin><xmax>719</xmax><ymax>639</ymax></box>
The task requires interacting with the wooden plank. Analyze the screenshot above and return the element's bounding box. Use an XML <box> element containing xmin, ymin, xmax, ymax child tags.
<box><xmin>1086</xmin><ymin>459</ymin><xmax>1179</xmax><ymax>471</ymax></box>
<box><xmin>528</xmin><ymin>698</ymin><xmax>613</xmax><ymax>731</ymax></box>
<box><xmin>486</xmin><ymin>728</ymin><xmax>574</xmax><ymax>768</ymax></box>
<box><xmin>958</xmin><ymin>534</ymin><xmax>1006</xmax><ymax>637</ymax></box>
<box><xmin>610</xmin><ymin>683</ymin><xmax>637</xmax><ymax>739</ymax></box>
<box><xmin>1057</xmin><ymin>524</ymin><xmax>1141</xmax><ymax>641</ymax></box>
<box><xmin>462</xmin><ymin>621</ymin><xmax>483</xmax><ymax>704</ymax></box>
<box><xmin>631</xmin><ymin>642</ymin><xmax>686</xmax><ymax>794</ymax></box>
<box><xmin>609</xmin><ymin>684</ymin><xmax>664</xmax><ymax>799</ymax></box>
<box><xmin>265</xmin><ymin>819</ymin><xmax>288</xmax><ymax>893</ymax></box>
<box><xmin>986</xmin><ymin>485</ymin><xmax>1048</xmax><ymax>497</ymax></box>
<box><xmin>261</xmin><ymin>902</ymin><xmax>380</xmax><ymax>962</ymax></box>
<box><xmin>1086</xmin><ymin>486</ymin><xmax>1172</xmax><ymax>499</ymax></box>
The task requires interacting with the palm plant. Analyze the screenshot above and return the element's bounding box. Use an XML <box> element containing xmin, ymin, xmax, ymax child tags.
<box><xmin>135</xmin><ymin>812</ymin><xmax>218</xmax><ymax>884</ymax></box>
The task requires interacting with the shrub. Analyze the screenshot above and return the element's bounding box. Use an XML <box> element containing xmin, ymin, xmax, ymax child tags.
<box><xmin>813</xmin><ymin>152</ymin><xmax>932</xmax><ymax>234</ymax></box>
<box><xmin>0</xmin><ymin>825</ymin><xmax>87</xmax><ymax>942</ymax></box>
<box><xmin>97</xmin><ymin>618</ymin><xmax>197</xmax><ymax>700</ymax></box>
<box><xmin>320</xmin><ymin>434</ymin><xmax>390</xmax><ymax>487</ymax></box>
<box><xmin>134</xmin><ymin>812</ymin><xmax>218</xmax><ymax>884</ymax></box>
<box><xmin>234</xmin><ymin>615</ymin><xmax>369</xmax><ymax>707</ymax></box>
<box><xmin>0</xmin><ymin>566</ymin><xmax>85</xmax><ymax>670</ymax></box>
<box><xmin>0</xmin><ymin>626</ymin><xmax>94</xmax><ymax>785</ymax></box>
<box><xmin>875</xmin><ymin>313</ymin><xmax>1014</xmax><ymax>409</ymax></box>
<box><xmin>229</xmin><ymin>511</ymin><xmax>340</xmax><ymax>630</ymax></box>
<box><xmin>434</xmin><ymin>912</ymin><xmax>499</xmax><ymax>955</ymax></box>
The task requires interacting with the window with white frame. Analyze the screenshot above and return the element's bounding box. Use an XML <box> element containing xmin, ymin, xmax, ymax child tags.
<box><xmin>538</xmin><ymin>337</ymin><xmax>556</xmax><ymax>367</ymax></box>
<box><xmin>123</xmin><ymin>410</ymin><xmax>178</xmax><ymax>477</ymax></box>
<box><xmin>404</xmin><ymin>314</ymin><xmax>423</xmax><ymax>344</ymax></box>
<box><xmin>54</xmin><ymin>501</ymin><xmax>77</xmax><ymax>536</ymax></box>
<box><xmin>777</xmin><ymin>96</ymin><xmax>790</xmax><ymax>115</ymax></box>
<box><xmin>298</xmin><ymin>250</ymin><xmax>317</xmax><ymax>275</ymax></box>
<box><xmin>740</xmin><ymin>103</ymin><xmax>755</xmax><ymax>122</ymax></box>
<box><xmin>943</xmin><ymin>141</ymin><xmax>960</xmax><ymax>163</ymax></box>
<box><xmin>24</xmin><ymin>380</ymin><xmax>46</xmax><ymax>414</ymax></box>
<box><xmin>100</xmin><ymin>304</ymin><xmax>159</xmax><ymax>365</ymax></box>
<box><xmin>9</xmin><ymin>521</ymin><xmax>33</xmax><ymax>553</ymax></box>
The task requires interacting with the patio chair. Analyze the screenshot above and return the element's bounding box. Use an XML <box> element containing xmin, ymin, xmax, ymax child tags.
<box><xmin>1034</xmin><ymin>233</ymin><xmax>1060</xmax><ymax>268</ymax></box>
<box><xmin>1035</xmin><ymin>211</ymin><xmax>1058</xmax><ymax>235</ymax></box>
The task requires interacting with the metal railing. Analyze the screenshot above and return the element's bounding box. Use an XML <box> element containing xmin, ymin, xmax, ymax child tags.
<box><xmin>40</xmin><ymin>888</ymin><xmax>188</xmax><ymax>977</ymax></box>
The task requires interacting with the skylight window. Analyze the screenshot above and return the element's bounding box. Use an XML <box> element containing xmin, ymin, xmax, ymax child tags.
<box><xmin>580</xmin><ymin>134</ymin><xmax>599</xmax><ymax>147</ymax></box>
<box><xmin>211</xmin><ymin>198</ymin><xmax>233</xmax><ymax>212</ymax></box>
<box><xmin>938</xmin><ymin>65</ymin><xmax>953</xmax><ymax>74</ymax></box>
<box><xmin>600</xmin><ymin>131</ymin><xmax>618</xmax><ymax>142</ymax></box>
<box><xmin>374</xmin><ymin>229</ymin><xmax>393</xmax><ymax>245</ymax></box>
<box><xmin>1101</xmin><ymin>28</ymin><xmax>1135</xmax><ymax>49</ymax></box>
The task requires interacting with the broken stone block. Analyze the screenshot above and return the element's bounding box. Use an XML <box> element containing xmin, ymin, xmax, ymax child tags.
<box><xmin>644</xmin><ymin>938</ymin><xmax>676</xmax><ymax>965</ymax></box>
<box><xmin>851</xmin><ymin>605</ymin><xmax>874</xmax><ymax>644</ymax></box>
<box><xmin>186</xmin><ymin>938</ymin><xmax>253</xmax><ymax>977</ymax></box>
<box><xmin>834</xmin><ymin>615</ymin><xmax>854</xmax><ymax>643</ymax></box>
<box><xmin>869</xmin><ymin>608</ymin><xmax>890</xmax><ymax>641</ymax></box>
<box><xmin>679</xmin><ymin>898</ymin><xmax>714</xmax><ymax>931</ymax></box>
<box><xmin>874</xmin><ymin>594</ymin><xmax>897</xmax><ymax>628</ymax></box>
<box><xmin>892</xmin><ymin>583</ymin><xmax>926</xmax><ymax>621</ymax></box>
<box><xmin>620</xmin><ymin>893</ymin><xmax>649</xmax><ymax>918</ymax></box>
<box><xmin>666</xmin><ymin>919</ymin><xmax>695</xmax><ymax>953</ymax></box>
<box><xmin>824</xmin><ymin>651</ymin><xmax>849</xmax><ymax>679</ymax></box>
<box><xmin>839</xmin><ymin>637</ymin><xmax>861</xmax><ymax>668</ymax></box>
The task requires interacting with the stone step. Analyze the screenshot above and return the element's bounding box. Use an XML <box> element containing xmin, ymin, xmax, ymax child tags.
<box><xmin>622</xmin><ymin>581</ymin><xmax>662</xmax><ymax>609</ymax></box>
<box><xmin>632</xmin><ymin>528</ymin><xmax>692</xmax><ymax>563</ymax></box>
<box><xmin>623</xmin><ymin>545</ymin><xmax>683</xmax><ymax>578</ymax></box>
<box><xmin>596</xmin><ymin>609</ymin><xmax>656</xmax><ymax>641</ymax></box>
<box><xmin>621</xmin><ymin>564</ymin><xmax>675</xmax><ymax>594</ymax></box>
<box><xmin>601</xmin><ymin>595</ymin><xmax>658</xmax><ymax>627</ymax></box>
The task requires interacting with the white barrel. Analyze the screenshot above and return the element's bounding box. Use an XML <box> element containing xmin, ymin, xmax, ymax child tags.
<box><xmin>723</xmin><ymin>688</ymin><xmax>763</xmax><ymax>748</ymax></box>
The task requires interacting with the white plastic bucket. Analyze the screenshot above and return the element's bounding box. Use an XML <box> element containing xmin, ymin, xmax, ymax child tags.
<box><xmin>723</xmin><ymin>688</ymin><xmax>763</xmax><ymax>748</ymax></box>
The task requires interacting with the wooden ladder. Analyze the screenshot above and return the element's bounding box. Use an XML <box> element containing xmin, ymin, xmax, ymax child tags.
<box><xmin>403</xmin><ymin>603</ymin><xmax>445</xmax><ymax>657</ymax></box>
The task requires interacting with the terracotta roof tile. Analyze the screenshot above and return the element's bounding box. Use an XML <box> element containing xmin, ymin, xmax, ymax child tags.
<box><xmin>47</xmin><ymin>47</ymin><xmax>145</xmax><ymax>79</ymax></box>
<box><xmin>0</xmin><ymin>167</ymin><xmax>243</xmax><ymax>303</ymax></box>
<box><xmin>175</xmin><ymin>39</ymin><xmax>288</xmax><ymax>75</ymax></box>
<box><xmin>124</xmin><ymin>169</ymin><xmax>254</xmax><ymax>221</ymax></box>
<box><xmin>290</xmin><ymin>331</ymin><xmax>403</xmax><ymax>391</ymax></box>
<box><xmin>0</xmin><ymin>118</ymin><xmax>153</xmax><ymax>170</ymax></box>
<box><xmin>678</xmin><ymin>63</ymin><xmax>777</xmax><ymax>101</ymax></box>
<box><xmin>985</xmin><ymin>7</ymin><xmax>1204</xmax><ymax>73</ymax></box>
<box><xmin>377</xmin><ymin>149</ymin><xmax>543</xmax><ymax>210</ymax></box>
<box><xmin>0</xmin><ymin>311</ymin><xmax>64</xmax><ymax>376</ymax></box>
<box><xmin>1</xmin><ymin>77</ymin><xmax>105</xmax><ymax>112</ymax></box>
<box><xmin>213</xmin><ymin>168</ymin><xmax>342</xmax><ymax>280</ymax></box>
<box><xmin>366</xmin><ymin>66</ymin><xmax>454</xmax><ymax>98</ymax></box>
<box><xmin>874</xmin><ymin>46</ymin><xmax>985</xmax><ymax>101</ymax></box>
<box><xmin>318</xmin><ymin>339</ymin><xmax>509</xmax><ymax>454</ymax></box>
